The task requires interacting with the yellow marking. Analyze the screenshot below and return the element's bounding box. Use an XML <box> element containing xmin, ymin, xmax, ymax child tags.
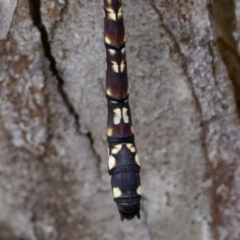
<box><xmin>120</xmin><ymin>62</ymin><xmax>125</xmax><ymax>72</ymax></box>
<box><xmin>105</xmin><ymin>3</ymin><xmax>122</xmax><ymax>21</ymax></box>
<box><xmin>113</xmin><ymin>108</ymin><xmax>121</xmax><ymax>124</ymax></box>
<box><xmin>105</xmin><ymin>36</ymin><xmax>111</xmax><ymax>44</ymax></box>
<box><xmin>107</xmin><ymin>88</ymin><xmax>113</xmax><ymax>96</ymax></box>
<box><xmin>131</xmin><ymin>126</ymin><xmax>134</xmax><ymax>133</ymax></box>
<box><xmin>108</xmin><ymin>155</ymin><xmax>116</xmax><ymax>170</ymax></box>
<box><xmin>111</xmin><ymin>61</ymin><xmax>125</xmax><ymax>73</ymax></box>
<box><xmin>112</xmin><ymin>144</ymin><xmax>122</xmax><ymax>154</ymax></box>
<box><xmin>136</xmin><ymin>186</ymin><xmax>142</xmax><ymax>195</ymax></box>
<box><xmin>135</xmin><ymin>154</ymin><xmax>140</xmax><ymax>166</ymax></box>
<box><xmin>108</xmin><ymin>49</ymin><xmax>116</xmax><ymax>56</ymax></box>
<box><xmin>111</xmin><ymin>61</ymin><xmax>119</xmax><ymax>73</ymax></box>
<box><xmin>107</xmin><ymin>127</ymin><xmax>113</xmax><ymax>136</ymax></box>
<box><xmin>126</xmin><ymin>143</ymin><xmax>135</xmax><ymax>152</ymax></box>
<box><xmin>118</xmin><ymin>10</ymin><xmax>123</xmax><ymax>19</ymax></box>
<box><xmin>122</xmin><ymin>107</ymin><xmax>129</xmax><ymax>123</ymax></box>
<box><xmin>105</xmin><ymin>1</ymin><xmax>122</xmax><ymax>14</ymax></box>
<box><xmin>113</xmin><ymin>187</ymin><xmax>122</xmax><ymax>198</ymax></box>
<box><xmin>107</xmin><ymin>12</ymin><xmax>117</xmax><ymax>21</ymax></box>
<box><xmin>105</xmin><ymin>6</ymin><xmax>114</xmax><ymax>14</ymax></box>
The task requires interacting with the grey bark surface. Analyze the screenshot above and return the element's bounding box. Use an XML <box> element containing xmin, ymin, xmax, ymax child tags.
<box><xmin>0</xmin><ymin>0</ymin><xmax>17</xmax><ymax>39</ymax></box>
<box><xmin>0</xmin><ymin>0</ymin><xmax>240</xmax><ymax>240</ymax></box>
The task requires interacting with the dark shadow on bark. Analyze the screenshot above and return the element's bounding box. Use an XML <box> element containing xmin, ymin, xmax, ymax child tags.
<box><xmin>208</xmin><ymin>1</ymin><xmax>240</xmax><ymax>239</ymax></box>
<box><xmin>28</xmin><ymin>0</ymin><xmax>80</xmax><ymax>131</ymax></box>
<box><xmin>211</xmin><ymin>0</ymin><xmax>240</xmax><ymax>117</ymax></box>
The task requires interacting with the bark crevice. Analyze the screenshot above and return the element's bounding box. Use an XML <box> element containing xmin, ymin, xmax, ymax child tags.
<box><xmin>28</xmin><ymin>0</ymin><xmax>103</xmax><ymax>165</ymax></box>
<box><xmin>28</xmin><ymin>0</ymin><xmax>80</xmax><ymax>132</ymax></box>
<box><xmin>86</xmin><ymin>131</ymin><xmax>102</xmax><ymax>178</ymax></box>
<box><xmin>207</xmin><ymin>2</ymin><xmax>240</xmax><ymax>239</ymax></box>
<box><xmin>211</xmin><ymin>0</ymin><xmax>240</xmax><ymax>117</ymax></box>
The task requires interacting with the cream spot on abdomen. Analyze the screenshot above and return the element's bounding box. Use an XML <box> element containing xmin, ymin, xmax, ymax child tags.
<box><xmin>113</xmin><ymin>187</ymin><xmax>122</xmax><ymax>198</ymax></box>
<box><xmin>135</xmin><ymin>154</ymin><xmax>140</xmax><ymax>166</ymax></box>
<box><xmin>113</xmin><ymin>108</ymin><xmax>121</xmax><ymax>124</ymax></box>
<box><xmin>122</xmin><ymin>107</ymin><xmax>129</xmax><ymax>123</ymax></box>
<box><xmin>136</xmin><ymin>186</ymin><xmax>142</xmax><ymax>195</ymax></box>
<box><xmin>112</xmin><ymin>144</ymin><xmax>122</xmax><ymax>154</ymax></box>
<box><xmin>108</xmin><ymin>155</ymin><xmax>116</xmax><ymax>170</ymax></box>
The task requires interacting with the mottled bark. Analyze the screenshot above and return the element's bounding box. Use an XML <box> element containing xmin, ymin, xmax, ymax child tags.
<box><xmin>0</xmin><ymin>0</ymin><xmax>240</xmax><ymax>240</ymax></box>
<box><xmin>0</xmin><ymin>0</ymin><xmax>17</xmax><ymax>39</ymax></box>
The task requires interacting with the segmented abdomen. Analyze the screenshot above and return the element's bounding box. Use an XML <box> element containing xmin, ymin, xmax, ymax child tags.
<box><xmin>104</xmin><ymin>0</ymin><xmax>141</xmax><ymax>221</ymax></box>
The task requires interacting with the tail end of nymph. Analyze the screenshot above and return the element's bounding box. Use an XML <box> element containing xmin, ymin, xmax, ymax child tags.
<box><xmin>109</xmin><ymin>143</ymin><xmax>142</xmax><ymax>221</ymax></box>
<box><xmin>117</xmin><ymin>200</ymin><xmax>141</xmax><ymax>221</ymax></box>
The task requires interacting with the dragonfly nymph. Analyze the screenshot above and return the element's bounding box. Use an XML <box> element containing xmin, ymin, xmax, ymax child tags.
<box><xmin>103</xmin><ymin>0</ymin><xmax>142</xmax><ymax>220</ymax></box>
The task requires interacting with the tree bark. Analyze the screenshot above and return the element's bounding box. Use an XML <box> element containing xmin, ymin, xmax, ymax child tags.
<box><xmin>0</xmin><ymin>0</ymin><xmax>17</xmax><ymax>39</ymax></box>
<box><xmin>0</xmin><ymin>0</ymin><xmax>240</xmax><ymax>239</ymax></box>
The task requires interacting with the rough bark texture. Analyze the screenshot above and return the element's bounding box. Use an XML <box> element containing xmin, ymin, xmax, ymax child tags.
<box><xmin>0</xmin><ymin>0</ymin><xmax>17</xmax><ymax>39</ymax></box>
<box><xmin>0</xmin><ymin>0</ymin><xmax>240</xmax><ymax>239</ymax></box>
